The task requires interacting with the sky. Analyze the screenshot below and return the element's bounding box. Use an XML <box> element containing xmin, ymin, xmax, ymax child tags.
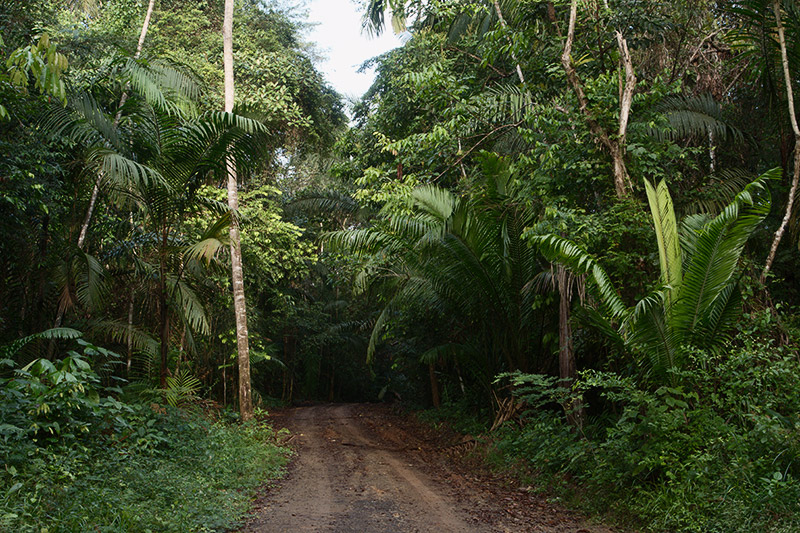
<box><xmin>304</xmin><ymin>0</ymin><xmax>404</xmax><ymax>100</ymax></box>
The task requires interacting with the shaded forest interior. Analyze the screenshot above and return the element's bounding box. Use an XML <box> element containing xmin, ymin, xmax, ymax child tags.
<box><xmin>2</xmin><ymin>1</ymin><xmax>800</xmax><ymax>531</ymax></box>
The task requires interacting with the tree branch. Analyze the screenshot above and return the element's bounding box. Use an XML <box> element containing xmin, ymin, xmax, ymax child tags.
<box><xmin>763</xmin><ymin>0</ymin><xmax>800</xmax><ymax>280</ymax></box>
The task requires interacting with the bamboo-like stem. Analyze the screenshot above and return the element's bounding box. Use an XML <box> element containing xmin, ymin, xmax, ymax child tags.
<box><xmin>77</xmin><ymin>0</ymin><xmax>156</xmax><ymax>251</ymax></box>
<box><xmin>561</xmin><ymin>0</ymin><xmax>634</xmax><ymax>198</ymax></box>
<box><xmin>492</xmin><ymin>0</ymin><xmax>525</xmax><ymax>84</ymax></box>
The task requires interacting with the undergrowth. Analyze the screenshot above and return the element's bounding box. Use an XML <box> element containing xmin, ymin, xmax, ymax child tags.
<box><xmin>0</xmin><ymin>342</ymin><xmax>289</xmax><ymax>532</ymax></box>
<box><xmin>426</xmin><ymin>332</ymin><xmax>800</xmax><ymax>532</ymax></box>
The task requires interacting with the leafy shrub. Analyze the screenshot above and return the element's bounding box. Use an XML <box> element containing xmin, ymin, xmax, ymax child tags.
<box><xmin>493</xmin><ymin>338</ymin><xmax>800</xmax><ymax>532</ymax></box>
<box><xmin>0</xmin><ymin>339</ymin><xmax>289</xmax><ymax>532</ymax></box>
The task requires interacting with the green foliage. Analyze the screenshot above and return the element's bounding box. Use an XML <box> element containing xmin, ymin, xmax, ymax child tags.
<box><xmin>163</xmin><ymin>368</ymin><xmax>202</xmax><ymax>407</ymax></box>
<box><xmin>494</xmin><ymin>333</ymin><xmax>800</xmax><ymax>532</ymax></box>
<box><xmin>329</xmin><ymin>153</ymin><xmax>547</xmax><ymax>394</ymax></box>
<box><xmin>0</xmin><ymin>338</ymin><xmax>126</xmax><ymax>455</ymax></box>
<box><xmin>1</xmin><ymin>33</ymin><xmax>69</xmax><ymax>119</ymax></box>
<box><xmin>532</xmin><ymin>171</ymin><xmax>774</xmax><ymax>382</ymax></box>
<box><xmin>0</xmin><ymin>338</ymin><xmax>289</xmax><ymax>532</ymax></box>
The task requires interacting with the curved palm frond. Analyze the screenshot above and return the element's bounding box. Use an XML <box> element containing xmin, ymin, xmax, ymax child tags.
<box><xmin>169</xmin><ymin>276</ymin><xmax>210</xmax><ymax>337</ymax></box>
<box><xmin>529</xmin><ymin>234</ymin><xmax>627</xmax><ymax>318</ymax></box>
<box><xmin>644</xmin><ymin>178</ymin><xmax>682</xmax><ymax>306</ymax></box>
<box><xmin>0</xmin><ymin>328</ymin><xmax>82</xmax><ymax>363</ymax></box>
<box><xmin>672</xmin><ymin>169</ymin><xmax>773</xmax><ymax>337</ymax></box>
<box><xmin>646</xmin><ymin>93</ymin><xmax>746</xmax><ymax>144</ymax></box>
<box><xmin>184</xmin><ymin>211</ymin><xmax>232</xmax><ymax>264</ymax></box>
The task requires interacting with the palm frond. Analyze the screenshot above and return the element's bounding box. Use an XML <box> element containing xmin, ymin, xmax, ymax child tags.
<box><xmin>170</xmin><ymin>277</ymin><xmax>210</xmax><ymax>336</ymax></box>
<box><xmin>164</xmin><ymin>368</ymin><xmax>202</xmax><ymax>407</ymax></box>
<box><xmin>0</xmin><ymin>328</ymin><xmax>82</xmax><ymax>362</ymax></box>
<box><xmin>184</xmin><ymin>211</ymin><xmax>232</xmax><ymax>264</ymax></box>
<box><xmin>644</xmin><ymin>178</ymin><xmax>682</xmax><ymax>305</ymax></box>
<box><xmin>529</xmin><ymin>234</ymin><xmax>626</xmax><ymax>318</ymax></box>
<box><xmin>672</xmin><ymin>169</ymin><xmax>774</xmax><ymax>336</ymax></box>
<box><xmin>646</xmin><ymin>93</ymin><xmax>745</xmax><ymax>144</ymax></box>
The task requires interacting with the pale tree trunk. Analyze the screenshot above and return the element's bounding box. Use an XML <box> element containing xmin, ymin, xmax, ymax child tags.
<box><xmin>763</xmin><ymin>0</ymin><xmax>800</xmax><ymax>281</ymax></box>
<box><xmin>562</xmin><ymin>0</ymin><xmax>635</xmax><ymax>198</ymax></box>
<box><xmin>223</xmin><ymin>0</ymin><xmax>253</xmax><ymax>422</ymax></box>
<box><xmin>77</xmin><ymin>0</ymin><xmax>156</xmax><ymax>251</ymax></box>
<box><xmin>492</xmin><ymin>0</ymin><xmax>525</xmax><ymax>84</ymax></box>
<box><xmin>52</xmin><ymin>0</ymin><xmax>156</xmax><ymax>343</ymax></box>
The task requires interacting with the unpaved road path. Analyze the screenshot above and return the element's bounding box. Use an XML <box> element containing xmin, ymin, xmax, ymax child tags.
<box><xmin>240</xmin><ymin>403</ymin><xmax>618</xmax><ymax>533</ymax></box>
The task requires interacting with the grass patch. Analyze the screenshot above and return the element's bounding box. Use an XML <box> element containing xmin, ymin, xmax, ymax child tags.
<box><xmin>1</xmin><ymin>409</ymin><xmax>290</xmax><ymax>532</ymax></box>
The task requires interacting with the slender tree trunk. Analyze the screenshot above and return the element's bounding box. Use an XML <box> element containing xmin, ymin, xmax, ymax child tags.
<box><xmin>224</xmin><ymin>0</ymin><xmax>253</xmax><ymax>422</ymax></box>
<box><xmin>556</xmin><ymin>265</ymin><xmax>583</xmax><ymax>428</ymax></box>
<box><xmin>556</xmin><ymin>266</ymin><xmax>576</xmax><ymax>385</ymax></box>
<box><xmin>77</xmin><ymin>0</ymin><xmax>156</xmax><ymax>251</ymax></box>
<box><xmin>492</xmin><ymin>0</ymin><xmax>525</xmax><ymax>84</ymax></box>
<box><xmin>53</xmin><ymin>0</ymin><xmax>157</xmax><ymax>343</ymax></box>
<box><xmin>562</xmin><ymin>0</ymin><xmax>634</xmax><ymax>198</ymax></box>
<box><xmin>159</xmin><ymin>227</ymin><xmax>169</xmax><ymax>389</ymax></box>
<box><xmin>763</xmin><ymin>0</ymin><xmax>800</xmax><ymax>281</ymax></box>
<box><xmin>126</xmin><ymin>290</ymin><xmax>134</xmax><ymax>376</ymax></box>
<box><xmin>429</xmin><ymin>362</ymin><xmax>441</xmax><ymax>408</ymax></box>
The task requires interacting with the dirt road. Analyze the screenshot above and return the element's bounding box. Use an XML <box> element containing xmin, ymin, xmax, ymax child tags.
<box><xmin>240</xmin><ymin>403</ymin><xmax>617</xmax><ymax>533</ymax></box>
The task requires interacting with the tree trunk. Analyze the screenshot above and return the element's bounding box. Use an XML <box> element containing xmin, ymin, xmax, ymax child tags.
<box><xmin>763</xmin><ymin>0</ymin><xmax>800</xmax><ymax>281</ymax></box>
<box><xmin>224</xmin><ymin>0</ymin><xmax>253</xmax><ymax>422</ymax></box>
<box><xmin>126</xmin><ymin>290</ymin><xmax>134</xmax><ymax>376</ymax></box>
<box><xmin>76</xmin><ymin>0</ymin><xmax>156</xmax><ymax>251</ymax></box>
<box><xmin>55</xmin><ymin>0</ymin><xmax>157</xmax><ymax>342</ymax></box>
<box><xmin>159</xmin><ymin>228</ymin><xmax>169</xmax><ymax>389</ymax></box>
<box><xmin>562</xmin><ymin>0</ymin><xmax>634</xmax><ymax>198</ymax></box>
<box><xmin>556</xmin><ymin>265</ymin><xmax>583</xmax><ymax>428</ymax></box>
<box><xmin>557</xmin><ymin>266</ymin><xmax>576</xmax><ymax>384</ymax></box>
<box><xmin>492</xmin><ymin>0</ymin><xmax>525</xmax><ymax>84</ymax></box>
<box><xmin>429</xmin><ymin>362</ymin><xmax>441</xmax><ymax>408</ymax></box>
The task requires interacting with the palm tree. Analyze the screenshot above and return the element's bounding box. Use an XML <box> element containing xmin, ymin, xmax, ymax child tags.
<box><xmin>329</xmin><ymin>153</ymin><xmax>545</xmax><ymax>397</ymax></box>
<box><xmin>76</xmin><ymin>0</ymin><xmax>158</xmax><ymax>250</ymax></box>
<box><xmin>532</xmin><ymin>170</ymin><xmax>775</xmax><ymax>384</ymax></box>
<box><xmin>46</xmin><ymin>75</ymin><xmax>270</xmax><ymax>388</ymax></box>
<box><xmin>223</xmin><ymin>0</ymin><xmax>253</xmax><ymax>421</ymax></box>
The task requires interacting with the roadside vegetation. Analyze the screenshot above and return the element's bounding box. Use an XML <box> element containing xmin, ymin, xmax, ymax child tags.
<box><xmin>0</xmin><ymin>339</ymin><xmax>289</xmax><ymax>532</ymax></box>
<box><xmin>2</xmin><ymin>1</ymin><xmax>800</xmax><ymax>532</ymax></box>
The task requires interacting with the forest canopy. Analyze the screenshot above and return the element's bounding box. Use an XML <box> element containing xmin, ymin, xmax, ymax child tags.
<box><xmin>2</xmin><ymin>0</ymin><xmax>800</xmax><ymax>531</ymax></box>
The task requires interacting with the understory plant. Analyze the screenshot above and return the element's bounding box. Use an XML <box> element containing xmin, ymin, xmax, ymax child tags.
<box><xmin>0</xmin><ymin>336</ymin><xmax>289</xmax><ymax>532</ymax></box>
<box><xmin>495</xmin><ymin>333</ymin><xmax>800</xmax><ymax>532</ymax></box>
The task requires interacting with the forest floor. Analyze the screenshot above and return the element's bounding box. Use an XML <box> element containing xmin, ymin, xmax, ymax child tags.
<box><xmin>238</xmin><ymin>403</ymin><xmax>623</xmax><ymax>533</ymax></box>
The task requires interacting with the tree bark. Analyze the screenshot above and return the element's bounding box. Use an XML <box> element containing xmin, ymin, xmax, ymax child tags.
<box><xmin>556</xmin><ymin>266</ymin><xmax>576</xmax><ymax>385</ymax></box>
<box><xmin>561</xmin><ymin>0</ymin><xmax>634</xmax><ymax>198</ymax></box>
<box><xmin>159</xmin><ymin>227</ymin><xmax>169</xmax><ymax>389</ymax></box>
<box><xmin>126</xmin><ymin>290</ymin><xmax>134</xmax><ymax>376</ymax></box>
<box><xmin>429</xmin><ymin>362</ymin><xmax>441</xmax><ymax>408</ymax></box>
<box><xmin>556</xmin><ymin>265</ymin><xmax>583</xmax><ymax>428</ymax></box>
<box><xmin>763</xmin><ymin>0</ymin><xmax>800</xmax><ymax>281</ymax></box>
<box><xmin>224</xmin><ymin>0</ymin><xmax>253</xmax><ymax>422</ymax></box>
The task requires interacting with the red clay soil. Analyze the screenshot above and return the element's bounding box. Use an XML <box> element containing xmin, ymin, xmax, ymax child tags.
<box><xmin>238</xmin><ymin>403</ymin><xmax>623</xmax><ymax>533</ymax></box>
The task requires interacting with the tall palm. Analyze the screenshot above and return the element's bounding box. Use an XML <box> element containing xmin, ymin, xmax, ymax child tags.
<box><xmin>46</xmin><ymin>80</ymin><xmax>269</xmax><ymax>386</ymax></box>
<box><xmin>223</xmin><ymin>0</ymin><xmax>253</xmax><ymax>421</ymax></box>
<box><xmin>76</xmin><ymin>0</ymin><xmax>158</xmax><ymax>250</ymax></box>
<box><xmin>532</xmin><ymin>170</ymin><xmax>775</xmax><ymax>384</ymax></box>
<box><xmin>127</xmin><ymin>100</ymin><xmax>271</xmax><ymax>387</ymax></box>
